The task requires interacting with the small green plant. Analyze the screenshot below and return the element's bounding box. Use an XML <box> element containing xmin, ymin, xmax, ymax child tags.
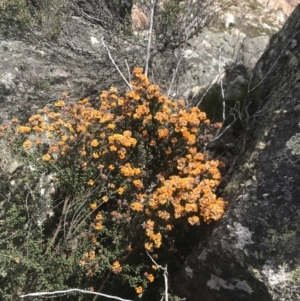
<box><xmin>0</xmin><ymin>0</ymin><xmax>68</xmax><ymax>40</ymax></box>
<box><xmin>33</xmin><ymin>78</ymin><xmax>51</xmax><ymax>91</ymax></box>
<box><xmin>0</xmin><ymin>68</ymin><xmax>226</xmax><ymax>299</ymax></box>
<box><xmin>249</xmin><ymin>1</ymin><xmax>258</xmax><ymax>10</ymax></box>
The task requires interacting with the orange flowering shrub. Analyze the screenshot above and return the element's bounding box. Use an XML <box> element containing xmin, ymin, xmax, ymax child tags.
<box><xmin>0</xmin><ymin>67</ymin><xmax>226</xmax><ymax>298</ymax></box>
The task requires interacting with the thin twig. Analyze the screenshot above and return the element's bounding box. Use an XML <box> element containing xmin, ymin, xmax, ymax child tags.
<box><xmin>125</xmin><ymin>59</ymin><xmax>132</xmax><ymax>86</ymax></box>
<box><xmin>146</xmin><ymin>251</ymin><xmax>168</xmax><ymax>301</ymax></box>
<box><xmin>218</xmin><ymin>46</ymin><xmax>225</xmax><ymax>123</ymax></box>
<box><xmin>101</xmin><ymin>37</ymin><xmax>132</xmax><ymax>90</ymax></box>
<box><xmin>45</xmin><ymin>195</ymin><xmax>70</xmax><ymax>255</ymax></box>
<box><xmin>145</xmin><ymin>0</ymin><xmax>156</xmax><ymax>77</ymax></box>
<box><xmin>92</xmin><ymin>271</ymin><xmax>112</xmax><ymax>301</ymax></box>
<box><xmin>20</xmin><ymin>288</ymin><xmax>133</xmax><ymax>301</ymax></box>
<box><xmin>167</xmin><ymin>53</ymin><xmax>183</xmax><ymax>99</ymax></box>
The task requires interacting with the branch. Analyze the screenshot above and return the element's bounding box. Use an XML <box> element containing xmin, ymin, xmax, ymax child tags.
<box><xmin>145</xmin><ymin>0</ymin><xmax>156</xmax><ymax>77</ymax></box>
<box><xmin>146</xmin><ymin>251</ymin><xmax>168</xmax><ymax>301</ymax></box>
<box><xmin>218</xmin><ymin>46</ymin><xmax>225</xmax><ymax>123</ymax></box>
<box><xmin>49</xmin><ymin>195</ymin><xmax>69</xmax><ymax>247</ymax></box>
<box><xmin>92</xmin><ymin>270</ymin><xmax>112</xmax><ymax>301</ymax></box>
<box><xmin>167</xmin><ymin>55</ymin><xmax>183</xmax><ymax>99</ymax></box>
<box><xmin>101</xmin><ymin>37</ymin><xmax>132</xmax><ymax>90</ymax></box>
<box><xmin>20</xmin><ymin>288</ymin><xmax>133</xmax><ymax>301</ymax></box>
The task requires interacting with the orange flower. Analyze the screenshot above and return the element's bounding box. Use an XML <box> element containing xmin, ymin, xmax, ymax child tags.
<box><xmin>126</xmin><ymin>90</ymin><xmax>140</xmax><ymax>101</ymax></box>
<box><xmin>120</xmin><ymin>163</ymin><xmax>141</xmax><ymax>177</ymax></box>
<box><xmin>17</xmin><ymin>126</ymin><xmax>31</xmax><ymax>133</ymax></box>
<box><xmin>146</xmin><ymin>274</ymin><xmax>155</xmax><ymax>282</ymax></box>
<box><xmin>95</xmin><ymin>213</ymin><xmax>103</xmax><ymax>220</ymax></box>
<box><xmin>148</xmin><ymin>232</ymin><xmax>162</xmax><ymax>248</ymax></box>
<box><xmin>135</xmin><ymin>286</ymin><xmax>143</xmax><ymax>294</ymax></box>
<box><xmin>133</xmin><ymin>67</ymin><xmax>143</xmax><ymax>74</ymax></box>
<box><xmin>109</xmin><ymin>87</ymin><xmax>118</xmax><ymax>94</ymax></box>
<box><xmin>107</xmin><ymin>123</ymin><xmax>116</xmax><ymax>130</ymax></box>
<box><xmin>188</xmin><ymin>216</ymin><xmax>200</xmax><ymax>225</ymax></box>
<box><xmin>165</xmin><ymin>224</ymin><xmax>173</xmax><ymax>231</ymax></box>
<box><xmin>177</xmin><ymin>158</ymin><xmax>186</xmax><ymax>170</ymax></box>
<box><xmin>111</xmin><ymin>261</ymin><xmax>122</xmax><ymax>274</ymax></box>
<box><xmin>150</xmin><ymin>139</ymin><xmax>156</xmax><ymax>147</ymax></box>
<box><xmin>87</xmin><ymin>179</ymin><xmax>94</xmax><ymax>186</ymax></box>
<box><xmin>130</xmin><ymin>202</ymin><xmax>144</xmax><ymax>212</ymax></box>
<box><xmin>144</xmin><ymin>242</ymin><xmax>153</xmax><ymax>251</ymax></box>
<box><xmin>94</xmin><ymin>222</ymin><xmax>103</xmax><ymax>230</ymax></box>
<box><xmin>158</xmin><ymin>210</ymin><xmax>170</xmax><ymax>220</ymax></box>
<box><xmin>118</xmin><ymin>148</ymin><xmax>126</xmax><ymax>160</ymax></box>
<box><xmin>42</xmin><ymin>153</ymin><xmax>51</xmax><ymax>162</ymax></box>
<box><xmin>102</xmin><ymin>195</ymin><xmax>109</xmax><ymax>202</ymax></box>
<box><xmin>165</xmin><ymin>148</ymin><xmax>172</xmax><ymax>155</ymax></box>
<box><xmin>90</xmin><ymin>203</ymin><xmax>97</xmax><ymax>210</ymax></box>
<box><xmin>89</xmin><ymin>250</ymin><xmax>95</xmax><ymax>260</ymax></box>
<box><xmin>55</xmin><ymin>100</ymin><xmax>65</xmax><ymax>107</ymax></box>
<box><xmin>90</xmin><ymin>139</ymin><xmax>99</xmax><ymax>147</ymax></box>
<box><xmin>133</xmin><ymin>179</ymin><xmax>143</xmax><ymax>189</ymax></box>
<box><xmin>118</xmin><ymin>98</ymin><xmax>124</xmax><ymax>106</ymax></box>
<box><xmin>23</xmin><ymin>140</ymin><xmax>32</xmax><ymax>149</ymax></box>
<box><xmin>157</xmin><ymin>128</ymin><xmax>169</xmax><ymax>139</ymax></box>
<box><xmin>92</xmin><ymin>152</ymin><xmax>99</xmax><ymax>159</ymax></box>
<box><xmin>118</xmin><ymin>187</ymin><xmax>125</xmax><ymax>195</ymax></box>
<box><xmin>76</xmin><ymin>124</ymin><xmax>86</xmax><ymax>132</ymax></box>
<box><xmin>49</xmin><ymin>145</ymin><xmax>59</xmax><ymax>153</ymax></box>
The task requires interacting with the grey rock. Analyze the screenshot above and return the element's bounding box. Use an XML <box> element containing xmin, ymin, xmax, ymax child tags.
<box><xmin>173</xmin><ymin>5</ymin><xmax>300</xmax><ymax>301</ymax></box>
<box><xmin>175</xmin><ymin>29</ymin><xmax>269</xmax><ymax>100</ymax></box>
<box><xmin>0</xmin><ymin>16</ymin><xmax>146</xmax><ymax>124</ymax></box>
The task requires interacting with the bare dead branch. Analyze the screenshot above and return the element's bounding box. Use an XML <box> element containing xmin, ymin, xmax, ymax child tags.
<box><xmin>145</xmin><ymin>0</ymin><xmax>156</xmax><ymax>77</ymax></box>
<box><xmin>146</xmin><ymin>251</ymin><xmax>169</xmax><ymax>301</ymax></box>
<box><xmin>20</xmin><ymin>288</ymin><xmax>133</xmax><ymax>301</ymax></box>
<box><xmin>101</xmin><ymin>37</ymin><xmax>132</xmax><ymax>90</ymax></box>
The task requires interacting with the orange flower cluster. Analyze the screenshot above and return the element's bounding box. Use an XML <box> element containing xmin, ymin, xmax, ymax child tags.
<box><xmin>130</xmin><ymin>202</ymin><xmax>144</xmax><ymax>212</ymax></box>
<box><xmin>120</xmin><ymin>163</ymin><xmax>141</xmax><ymax>177</ymax></box>
<box><xmin>111</xmin><ymin>261</ymin><xmax>122</xmax><ymax>274</ymax></box>
<box><xmin>17</xmin><ymin>126</ymin><xmax>31</xmax><ymax>133</ymax></box>
<box><xmin>145</xmin><ymin>273</ymin><xmax>155</xmax><ymax>282</ymax></box>
<box><xmin>108</xmin><ymin>131</ymin><xmax>137</xmax><ymax>147</ymax></box>
<box><xmin>135</xmin><ymin>286</ymin><xmax>143</xmax><ymax>294</ymax></box>
<box><xmin>3</xmin><ymin>68</ymin><xmax>227</xmax><ymax>291</ymax></box>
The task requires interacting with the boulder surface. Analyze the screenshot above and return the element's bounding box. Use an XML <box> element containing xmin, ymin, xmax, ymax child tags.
<box><xmin>173</xmin><ymin>5</ymin><xmax>300</xmax><ymax>301</ymax></box>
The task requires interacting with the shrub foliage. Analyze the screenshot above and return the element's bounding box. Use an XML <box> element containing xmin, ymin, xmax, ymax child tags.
<box><xmin>0</xmin><ymin>67</ymin><xmax>226</xmax><ymax>299</ymax></box>
<box><xmin>0</xmin><ymin>0</ymin><xmax>67</xmax><ymax>40</ymax></box>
